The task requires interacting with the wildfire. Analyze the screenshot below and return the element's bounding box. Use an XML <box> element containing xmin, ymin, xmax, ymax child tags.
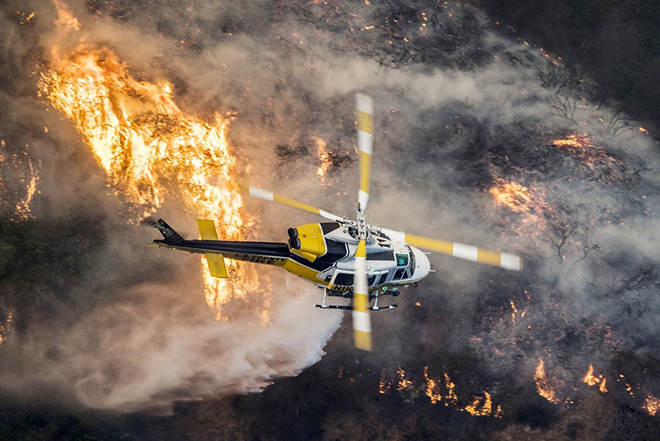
<box><xmin>0</xmin><ymin>310</ymin><xmax>14</xmax><ymax>344</ymax></box>
<box><xmin>534</xmin><ymin>359</ymin><xmax>561</xmax><ymax>404</ymax></box>
<box><xmin>582</xmin><ymin>364</ymin><xmax>607</xmax><ymax>393</ymax></box>
<box><xmin>315</xmin><ymin>136</ymin><xmax>332</xmax><ymax>186</ymax></box>
<box><xmin>644</xmin><ymin>394</ymin><xmax>660</xmax><ymax>416</ymax></box>
<box><xmin>53</xmin><ymin>0</ymin><xmax>80</xmax><ymax>31</ymax></box>
<box><xmin>551</xmin><ymin>134</ymin><xmax>615</xmax><ymax>170</ymax></box>
<box><xmin>510</xmin><ymin>300</ymin><xmax>518</xmax><ymax>322</ymax></box>
<box><xmin>423</xmin><ymin>368</ymin><xmax>459</xmax><ymax>407</ymax></box>
<box><xmin>463</xmin><ymin>392</ymin><xmax>500</xmax><ymax>417</ymax></box>
<box><xmin>39</xmin><ymin>6</ymin><xmax>266</xmax><ymax>319</ymax></box>
<box><xmin>13</xmin><ymin>158</ymin><xmax>39</xmax><ymax>221</ymax></box>
<box><xmin>489</xmin><ymin>179</ymin><xmax>532</xmax><ymax>213</ymax></box>
<box><xmin>379</xmin><ymin>368</ymin><xmax>391</xmax><ymax>394</ymax></box>
<box><xmin>396</xmin><ymin>366</ymin><xmax>413</xmax><ymax>391</ymax></box>
<box><xmin>376</xmin><ymin>367</ymin><xmax>504</xmax><ymax>417</ymax></box>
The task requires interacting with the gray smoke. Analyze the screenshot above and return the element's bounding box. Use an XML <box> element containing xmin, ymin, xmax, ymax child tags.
<box><xmin>1</xmin><ymin>0</ymin><xmax>659</xmax><ymax>414</ymax></box>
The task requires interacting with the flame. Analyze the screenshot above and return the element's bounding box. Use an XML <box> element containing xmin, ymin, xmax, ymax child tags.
<box><xmin>534</xmin><ymin>359</ymin><xmax>561</xmax><ymax>404</ymax></box>
<box><xmin>396</xmin><ymin>366</ymin><xmax>413</xmax><ymax>391</ymax></box>
<box><xmin>510</xmin><ymin>300</ymin><xmax>518</xmax><ymax>322</ymax></box>
<box><xmin>551</xmin><ymin>134</ymin><xmax>617</xmax><ymax>170</ymax></box>
<box><xmin>464</xmin><ymin>391</ymin><xmax>493</xmax><ymax>417</ymax></box>
<box><xmin>489</xmin><ymin>179</ymin><xmax>532</xmax><ymax>213</ymax></box>
<box><xmin>423</xmin><ymin>367</ymin><xmax>458</xmax><ymax>406</ymax></box>
<box><xmin>315</xmin><ymin>136</ymin><xmax>331</xmax><ymax>186</ymax></box>
<box><xmin>53</xmin><ymin>0</ymin><xmax>80</xmax><ymax>31</ymax></box>
<box><xmin>582</xmin><ymin>364</ymin><xmax>608</xmax><ymax>393</ymax></box>
<box><xmin>489</xmin><ymin>178</ymin><xmax>551</xmax><ymax>232</ymax></box>
<box><xmin>39</xmin><ymin>6</ymin><xmax>268</xmax><ymax>320</ymax></box>
<box><xmin>644</xmin><ymin>394</ymin><xmax>660</xmax><ymax>416</ymax></box>
<box><xmin>539</xmin><ymin>48</ymin><xmax>561</xmax><ymax>65</ymax></box>
<box><xmin>17</xmin><ymin>11</ymin><xmax>36</xmax><ymax>25</ymax></box>
<box><xmin>0</xmin><ymin>310</ymin><xmax>14</xmax><ymax>344</ymax></box>
<box><xmin>13</xmin><ymin>159</ymin><xmax>39</xmax><ymax>221</ymax></box>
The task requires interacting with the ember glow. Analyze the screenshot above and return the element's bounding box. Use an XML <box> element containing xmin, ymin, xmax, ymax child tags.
<box><xmin>14</xmin><ymin>161</ymin><xmax>39</xmax><ymax>221</ymax></box>
<box><xmin>39</xmin><ymin>43</ymin><xmax>265</xmax><ymax>319</ymax></box>
<box><xmin>0</xmin><ymin>310</ymin><xmax>14</xmax><ymax>345</ymax></box>
<box><xmin>534</xmin><ymin>359</ymin><xmax>561</xmax><ymax>404</ymax></box>
<box><xmin>551</xmin><ymin>134</ymin><xmax>616</xmax><ymax>170</ymax></box>
<box><xmin>644</xmin><ymin>394</ymin><xmax>660</xmax><ymax>416</ymax></box>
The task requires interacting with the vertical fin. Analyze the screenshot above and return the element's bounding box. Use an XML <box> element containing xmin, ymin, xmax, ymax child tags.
<box><xmin>197</xmin><ymin>219</ymin><xmax>228</xmax><ymax>278</ymax></box>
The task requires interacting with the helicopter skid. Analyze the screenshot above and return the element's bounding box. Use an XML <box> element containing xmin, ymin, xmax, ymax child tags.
<box><xmin>315</xmin><ymin>304</ymin><xmax>398</xmax><ymax>311</ymax></box>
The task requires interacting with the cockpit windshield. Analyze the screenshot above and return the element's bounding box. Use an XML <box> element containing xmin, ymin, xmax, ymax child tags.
<box><xmin>396</xmin><ymin>253</ymin><xmax>409</xmax><ymax>267</ymax></box>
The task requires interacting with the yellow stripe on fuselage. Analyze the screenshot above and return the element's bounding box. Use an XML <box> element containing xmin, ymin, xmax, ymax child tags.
<box><xmin>282</xmin><ymin>259</ymin><xmax>324</xmax><ymax>285</ymax></box>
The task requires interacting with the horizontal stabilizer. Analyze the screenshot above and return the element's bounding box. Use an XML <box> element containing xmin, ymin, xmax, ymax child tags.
<box><xmin>205</xmin><ymin>253</ymin><xmax>228</xmax><ymax>278</ymax></box>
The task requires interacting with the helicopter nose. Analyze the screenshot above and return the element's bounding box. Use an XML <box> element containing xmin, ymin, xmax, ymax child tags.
<box><xmin>410</xmin><ymin>246</ymin><xmax>431</xmax><ymax>281</ymax></box>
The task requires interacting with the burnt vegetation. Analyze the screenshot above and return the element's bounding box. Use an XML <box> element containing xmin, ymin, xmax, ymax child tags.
<box><xmin>1</xmin><ymin>0</ymin><xmax>660</xmax><ymax>440</ymax></box>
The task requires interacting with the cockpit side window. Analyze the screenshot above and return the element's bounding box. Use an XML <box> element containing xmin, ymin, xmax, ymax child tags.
<box><xmin>367</xmin><ymin>250</ymin><xmax>394</xmax><ymax>261</ymax></box>
<box><xmin>334</xmin><ymin>273</ymin><xmax>354</xmax><ymax>286</ymax></box>
<box><xmin>396</xmin><ymin>253</ymin><xmax>409</xmax><ymax>267</ymax></box>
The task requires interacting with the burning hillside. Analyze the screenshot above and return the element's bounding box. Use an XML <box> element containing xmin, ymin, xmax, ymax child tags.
<box><xmin>0</xmin><ymin>0</ymin><xmax>659</xmax><ymax>438</ymax></box>
<box><xmin>39</xmin><ymin>41</ymin><xmax>265</xmax><ymax>319</ymax></box>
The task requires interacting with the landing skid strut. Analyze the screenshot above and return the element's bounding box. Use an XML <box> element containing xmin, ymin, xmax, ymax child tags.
<box><xmin>315</xmin><ymin>287</ymin><xmax>397</xmax><ymax>311</ymax></box>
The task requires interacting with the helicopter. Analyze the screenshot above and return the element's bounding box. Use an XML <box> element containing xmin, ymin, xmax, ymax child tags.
<box><xmin>145</xmin><ymin>93</ymin><xmax>522</xmax><ymax>351</ymax></box>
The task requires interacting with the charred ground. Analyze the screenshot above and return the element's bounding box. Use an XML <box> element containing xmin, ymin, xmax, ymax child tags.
<box><xmin>1</xmin><ymin>0</ymin><xmax>660</xmax><ymax>440</ymax></box>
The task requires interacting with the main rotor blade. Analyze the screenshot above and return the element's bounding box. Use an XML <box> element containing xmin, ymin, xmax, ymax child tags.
<box><xmin>381</xmin><ymin>228</ymin><xmax>522</xmax><ymax>271</ymax></box>
<box><xmin>356</xmin><ymin>93</ymin><xmax>373</xmax><ymax>210</ymax></box>
<box><xmin>238</xmin><ymin>183</ymin><xmax>343</xmax><ymax>222</ymax></box>
<box><xmin>352</xmin><ymin>239</ymin><xmax>372</xmax><ymax>351</ymax></box>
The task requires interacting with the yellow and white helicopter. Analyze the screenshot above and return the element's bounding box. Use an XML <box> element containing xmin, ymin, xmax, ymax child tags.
<box><xmin>145</xmin><ymin>94</ymin><xmax>522</xmax><ymax>351</ymax></box>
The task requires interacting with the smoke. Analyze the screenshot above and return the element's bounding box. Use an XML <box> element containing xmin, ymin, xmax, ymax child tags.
<box><xmin>1</xmin><ymin>276</ymin><xmax>339</xmax><ymax>412</ymax></box>
<box><xmin>1</xmin><ymin>0</ymin><xmax>660</xmax><ymax>420</ymax></box>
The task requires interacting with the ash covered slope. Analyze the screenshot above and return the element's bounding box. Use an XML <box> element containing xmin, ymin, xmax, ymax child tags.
<box><xmin>0</xmin><ymin>0</ymin><xmax>660</xmax><ymax>439</ymax></box>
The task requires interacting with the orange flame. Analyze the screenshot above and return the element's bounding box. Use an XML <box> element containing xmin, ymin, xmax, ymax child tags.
<box><xmin>379</xmin><ymin>368</ymin><xmax>391</xmax><ymax>394</ymax></box>
<box><xmin>582</xmin><ymin>364</ymin><xmax>608</xmax><ymax>393</ymax></box>
<box><xmin>39</xmin><ymin>6</ymin><xmax>268</xmax><ymax>320</ymax></box>
<box><xmin>11</xmin><ymin>154</ymin><xmax>39</xmax><ymax>221</ymax></box>
<box><xmin>644</xmin><ymin>394</ymin><xmax>660</xmax><ymax>416</ymax></box>
<box><xmin>489</xmin><ymin>179</ymin><xmax>532</xmax><ymax>213</ymax></box>
<box><xmin>464</xmin><ymin>391</ymin><xmax>493</xmax><ymax>417</ymax></box>
<box><xmin>0</xmin><ymin>310</ymin><xmax>14</xmax><ymax>345</ymax></box>
<box><xmin>423</xmin><ymin>367</ymin><xmax>459</xmax><ymax>407</ymax></box>
<box><xmin>396</xmin><ymin>366</ymin><xmax>413</xmax><ymax>391</ymax></box>
<box><xmin>314</xmin><ymin>136</ymin><xmax>331</xmax><ymax>186</ymax></box>
<box><xmin>510</xmin><ymin>300</ymin><xmax>518</xmax><ymax>322</ymax></box>
<box><xmin>534</xmin><ymin>359</ymin><xmax>561</xmax><ymax>404</ymax></box>
<box><xmin>552</xmin><ymin>134</ymin><xmax>616</xmax><ymax>170</ymax></box>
